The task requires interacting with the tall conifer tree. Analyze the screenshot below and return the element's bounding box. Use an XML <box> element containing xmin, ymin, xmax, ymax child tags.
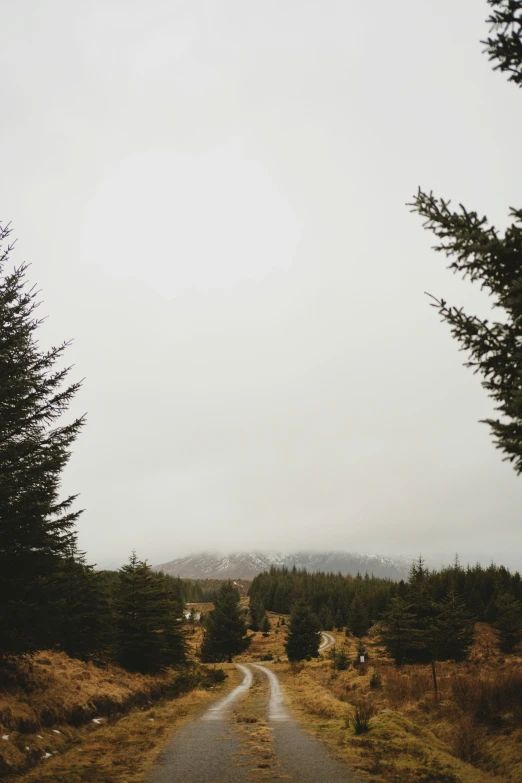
<box><xmin>285</xmin><ymin>603</ymin><xmax>321</xmax><ymax>661</ymax></box>
<box><xmin>116</xmin><ymin>553</ymin><xmax>186</xmax><ymax>673</ymax></box>
<box><xmin>411</xmin><ymin>1</ymin><xmax>522</xmax><ymax>474</ymax></box>
<box><xmin>0</xmin><ymin>225</ymin><xmax>84</xmax><ymax>659</ymax></box>
<box><xmin>495</xmin><ymin>592</ymin><xmax>522</xmax><ymax>652</ymax></box>
<box><xmin>200</xmin><ymin>582</ymin><xmax>250</xmax><ymax>662</ymax></box>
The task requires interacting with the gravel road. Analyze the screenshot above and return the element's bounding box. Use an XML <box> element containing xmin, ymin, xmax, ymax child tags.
<box><xmin>147</xmin><ymin>651</ymin><xmax>362</xmax><ymax>783</ymax></box>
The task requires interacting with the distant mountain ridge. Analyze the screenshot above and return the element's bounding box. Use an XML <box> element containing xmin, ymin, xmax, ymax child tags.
<box><xmin>154</xmin><ymin>551</ymin><xmax>413</xmax><ymax>581</ymax></box>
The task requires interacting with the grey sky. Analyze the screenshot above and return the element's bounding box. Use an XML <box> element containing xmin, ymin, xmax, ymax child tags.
<box><xmin>2</xmin><ymin>0</ymin><xmax>521</xmax><ymax>569</ymax></box>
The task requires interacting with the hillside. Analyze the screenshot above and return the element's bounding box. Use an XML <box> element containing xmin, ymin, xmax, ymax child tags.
<box><xmin>154</xmin><ymin>551</ymin><xmax>411</xmax><ymax>580</ymax></box>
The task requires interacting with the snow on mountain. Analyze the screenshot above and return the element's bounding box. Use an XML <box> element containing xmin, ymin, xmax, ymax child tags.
<box><xmin>153</xmin><ymin>551</ymin><xmax>413</xmax><ymax>581</ymax></box>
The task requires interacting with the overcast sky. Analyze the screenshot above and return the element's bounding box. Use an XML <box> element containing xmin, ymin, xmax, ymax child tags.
<box><xmin>2</xmin><ymin>0</ymin><xmax>522</xmax><ymax>570</ymax></box>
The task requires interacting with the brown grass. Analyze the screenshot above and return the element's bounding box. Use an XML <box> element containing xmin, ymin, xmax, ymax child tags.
<box><xmin>8</xmin><ymin>669</ymin><xmax>239</xmax><ymax>783</ymax></box>
<box><xmin>0</xmin><ymin>651</ymin><xmax>236</xmax><ymax>781</ymax></box>
<box><xmin>278</xmin><ymin>624</ymin><xmax>522</xmax><ymax>783</ymax></box>
<box><xmin>237</xmin><ymin>618</ymin><xmax>289</xmax><ymax>663</ymax></box>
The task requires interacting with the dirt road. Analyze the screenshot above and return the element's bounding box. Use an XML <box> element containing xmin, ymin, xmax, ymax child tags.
<box><xmin>146</xmin><ymin>659</ymin><xmax>361</xmax><ymax>783</ymax></box>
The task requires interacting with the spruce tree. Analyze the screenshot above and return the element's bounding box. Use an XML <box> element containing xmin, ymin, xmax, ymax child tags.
<box><xmin>320</xmin><ymin>606</ymin><xmax>335</xmax><ymax>631</ymax></box>
<box><xmin>411</xmin><ymin>1</ymin><xmax>522</xmax><ymax>474</ymax></box>
<box><xmin>429</xmin><ymin>591</ymin><xmax>475</xmax><ymax>663</ymax></box>
<box><xmin>495</xmin><ymin>592</ymin><xmax>522</xmax><ymax>652</ymax></box>
<box><xmin>200</xmin><ymin>582</ymin><xmax>250</xmax><ymax>662</ymax></box>
<box><xmin>0</xmin><ymin>225</ymin><xmax>85</xmax><ymax>660</ymax></box>
<box><xmin>285</xmin><ymin>603</ymin><xmax>321</xmax><ymax>661</ymax></box>
<box><xmin>52</xmin><ymin>556</ymin><xmax>113</xmax><ymax>662</ymax></box>
<box><xmin>261</xmin><ymin>615</ymin><xmax>271</xmax><ymax>636</ymax></box>
<box><xmin>249</xmin><ymin>598</ymin><xmax>266</xmax><ymax>632</ymax></box>
<box><xmin>348</xmin><ymin>595</ymin><xmax>369</xmax><ymax>638</ymax></box>
<box><xmin>378</xmin><ymin>597</ymin><xmax>425</xmax><ymax>666</ymax></box>
<box><xmin>116</xmin><ymin>553</ymin><xmax>186</xmax><ymax>673</ymax></box>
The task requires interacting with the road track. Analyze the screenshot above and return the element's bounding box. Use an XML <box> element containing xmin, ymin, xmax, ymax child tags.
<box><xmin>147</xmin><ymin>642</ymin><xmax>365</xmax><ymax>783</ymax></box>
<box><xmin>320</xmin><ymin>631</ymin><xmax>336</xmax><ymax>652</ymax></box>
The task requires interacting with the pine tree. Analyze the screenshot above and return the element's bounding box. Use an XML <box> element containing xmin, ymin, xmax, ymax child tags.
<box><xmin>378</xmin><ymin>597</ymin><xmax>425</xmax><ymax>666</ymax></box>
<box><xmin>285</xmin><ymin>603</ymin><xmax>321</xmax><ymax>661</ymax></box>
<box><xmin>348</xmin><ymin>595</ymin><xmax>369</xmax><ymax>638</ymax></box>
<box><xmin>261</xmin><ymin>615</ymin><xmax>271</xmax><ymax>636</ymax></box>
<box><xmin>0</xmin><ymin>225</ymin><xmax>85</xmax><ymax>660</ymax></box>
<box><xmin>249</xmin><ymin>598</ymin><xmax>266</xmax><ymax>632</ymax></box>
<box><xmin>430</xmin><ymin>591</ymin><xmax>475</xmax><ymax>663</ymax></box>
<box><xmin>116</xmin><ymin>553</ymin><xmax>186</xmax><ymax>673</ymax></box>
<box><xmin>52</xmin><ymin>556</ymin><xmax>113</xmax><ymax>662</ymax></box>
<box><xmin>411</xmin><ymin>1</ymin><xmax>522</xmax><ymax>474</ymax></box>
<box><xmin>320</xmin><ymin>606</ymin><xmax>335</xmax><ymax>631</ymax></box>
<box><xmin>495</xmin><ymin>592</ymin><xmax>522</xmax><ymax>652</ymax></box>
<box><xmin>200</xmin><ymin>582</ymin><xmax>250</xmax><ymax>662</ymax></box>
<box><xmin>335</xmin><ymin>608</ymin><xmax>345</xmax><ymax>631</ymax></box>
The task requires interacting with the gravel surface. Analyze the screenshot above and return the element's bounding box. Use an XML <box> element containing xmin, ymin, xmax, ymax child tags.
<box><xmin>147</xmin><ymin>659</ymin><xmax>362</xmax><ymax>783</ymax></box>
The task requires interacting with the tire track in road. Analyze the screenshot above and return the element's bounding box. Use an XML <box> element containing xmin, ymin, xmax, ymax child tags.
<box><xmin>251</xmin><ymin>664</ymin><xmax>289</xmax><ymax>721</ymax></box>
<box><xmin>146</xmin><ymin>665</ymin><xmax>256</xmax><ymax>783</ymax></box>
<box><xmin>202</xmin><ymin>664</ymin><xmax>252</xmax><ymax>721</ymax></box>
<box><xmin>254</xmin><ymin>662</ymin><xmax>362</xmax><ymax>783</ymax></box>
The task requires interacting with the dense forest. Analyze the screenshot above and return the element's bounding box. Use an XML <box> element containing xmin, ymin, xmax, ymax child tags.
<box><xmin>249</xmin><ymin>558</ymin><xmax>522</xmax><ymax>636</ymax></box>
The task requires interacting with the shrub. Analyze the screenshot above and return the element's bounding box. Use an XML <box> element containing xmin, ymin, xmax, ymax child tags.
<box><xmin>451</xmin><ymin>715</ymin><xmax>484</xmax><ymax>764</ymax></box>
<box><xmin>332</xmin><ymin>649</ymin><xmax>350</xmax><ymax>671</ymax></box>
<box><xmin>369</xmin><ymin>671</ymin><xmax>382</xmax><ymax>690</ymax></box>
<box><xmin>205</xmin><ymin>667</ymin><xmax>228</xmax><ymax>685</ymax></box>
<box><xmin>348</xmin><ymin>699</ymin><xmax>375</xmax><ymax>734</ymax></box>
<box><xmin>450</xmin><ymin>669</ymin><xmax>522</xmax><ymax>724</ymax></box>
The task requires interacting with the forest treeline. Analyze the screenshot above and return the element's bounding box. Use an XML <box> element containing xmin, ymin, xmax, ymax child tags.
<box><xmin>249</xmin><ymin>558</ymin><xmax>522</xmax><ymax>656</ymax></box>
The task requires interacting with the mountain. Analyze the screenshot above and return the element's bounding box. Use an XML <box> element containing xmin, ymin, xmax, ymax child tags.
<box><xmin>154</xmin><ymin>551</ymin><xmax>413</xmax><ymax>581</ymax></box>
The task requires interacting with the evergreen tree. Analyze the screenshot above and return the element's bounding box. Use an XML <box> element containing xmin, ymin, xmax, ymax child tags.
<box><xmin>116</xmin><ymin>553</ymin><xmax>186</xmax><ymax>673</ymax></box>
<box><xmin>430</xmin><ymin>591</ymin><xmax>475</xmax><ymax>662</ymax></box>
<box><xmin>495</xmin><ymin>592</ymin><xmax>522</xmax><ymax>652</ymax></box>
<box><xmin>52</xmin><ymin>556</ymin><xmax>113</xmax><ymax>662</ymax></box>
<box><xmin>320</xmin><ymin>606</ymin><xmax>335</xmax><ymax>631</ymax></box>
<box><xmin>261</xmin><ymin>615</ymin><xmax>271</xmax><ymax>636</ymax></box>
<box><xmin>335</xmin><ymin>608</ymin><xmax>345</xmax><ymax>631</ymax></box>
<box><xmin>0</xmin><ymin>225</ymin><xmax>85</xmax><ymax>660</ymax></box>
<box><xmin>200</xmin><ymin>582</ymin><xmax>250</xmax><ymax>662</ymax></box>
<box><xmin>285</xmin><ymin>603</ymin><xmax>321</xmax><ymax>661</ymax></box>
<box><xmin>411</xmin><ymin>1</ymin><xmax>522</xmax><ymax>474</ymax></box>
<box><xmin>378</xmin><ymin>597</ymin><xmax>425</xmax><ymax>666</ymax></box>
<box><xmin>249</xmin><ymin>598</ymin><xmax>266</xmax><ymax>632</ymax></box>
<box><xmin>348</xmin><ymin>595</ymin><xmax>369</xmax><ymax>638</ymax></box>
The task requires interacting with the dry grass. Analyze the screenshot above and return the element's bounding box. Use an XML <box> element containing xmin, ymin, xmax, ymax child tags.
<box><xmin>8</xmin><ymin>667</ymin><xmax>239</xmax><ymax>783</ymax></box>
<box><xmin>237</xmin><ymin>617</ymin><xmax>289</xmax><ymax>663</ymax></box>
<box><xmin>278</xmin><ymin>624</ymin><xmax>522</xmax><ymax>783</ymax></box>
<box><xmin>0</xmin><ymin>651</ymin><xmax>236</xmax><ymax>781</ymax></box>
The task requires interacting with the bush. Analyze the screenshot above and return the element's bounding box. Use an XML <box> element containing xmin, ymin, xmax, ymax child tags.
<box><xmin>369</xmin><ymin>671</ymin><xmax>382</xmax><ymax>690</ymax></box>
<box><xmin>451</xmin><ymin>716</ymin><xmax>484</xmax><ymax>764</ymax></box>
<box><xmin>332</xmin><ymin>649</ymin><xmax>350</xmax><ymax>671</ymax></box>
<box><xmin>206</xmin><ymin>667</ymin><xmax>228</xmax><ymax>684</ymax></box>
<box><xmin>348</xmin><ymin>699</ymin><xmax>375</xmax><ymax>734</ymax></box>
<box><xmin>450</xmin><ymin>669</ymin><xmax>522</xmax><ymax>724</ymax></box>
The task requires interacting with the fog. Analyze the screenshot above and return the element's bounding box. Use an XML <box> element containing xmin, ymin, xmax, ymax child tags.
<box><xmin>1</xmin><ymin>0</ymin><xmax>521</xmax><ymax>570</ymax></box>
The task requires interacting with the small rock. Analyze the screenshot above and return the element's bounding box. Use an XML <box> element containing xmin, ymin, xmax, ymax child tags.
<box><xmin>2</xmin><ymin>735</ymin><xmax>8</xmax><ymax>741</ymax></box>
